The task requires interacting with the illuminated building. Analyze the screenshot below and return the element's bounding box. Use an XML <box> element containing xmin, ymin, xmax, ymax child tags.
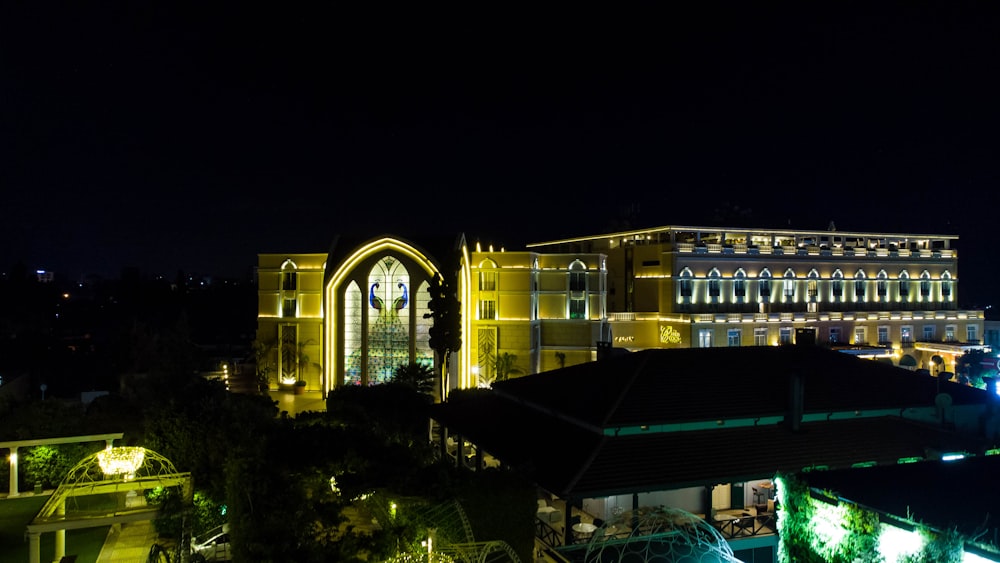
<box><xmin>257</xmin><ymin>225</ymin><xmax>986</xmax><ymax>396</ymax></box>
<box><xmin>529</xmin><ymin>225</ymin><xmax>988</xmax><ymax>377</ymax></box>
<box><xmin>257</xmin><ymin>235</ymin><xmax>609</xmax><ymax>395</ymax></box>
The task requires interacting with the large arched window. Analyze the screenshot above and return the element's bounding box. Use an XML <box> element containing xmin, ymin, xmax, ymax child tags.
<box><xmin>807</xmin><ymin>269</ymin><xmax>819</xmax><ymax>301</ymax></box>
<box><xmin>365</xmin><ymin>256</ymin><xmax>412</xmax><ymax>384</ymax></box>
<box><xmin>920</xmin><ymin>270</ymin><xmax>932</xmax><ymax>299</ymax></box>
<box><xmin>344</xmin><ymin>281</ymin><xmax>363</xmax><ymax>385</ymax></box>
<box><xmin>568</xmin><ymin>260</ymin><xmax>587</xmax><ymax>319</ymax></box>
<box><xmin>899</xmin><ymin>270</ymin><xmax>910</xmax><ymax>299</ymax></box>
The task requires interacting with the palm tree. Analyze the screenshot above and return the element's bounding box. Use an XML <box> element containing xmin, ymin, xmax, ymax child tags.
<box><xmin>391</xmin><ymin>362</ymin><xmax>436</xmax><ymax>396</ymax></box>
<box><xmin>494</xmin><ymin>352</ymin><xmax>524</xmax><ymax>383</ymax></box>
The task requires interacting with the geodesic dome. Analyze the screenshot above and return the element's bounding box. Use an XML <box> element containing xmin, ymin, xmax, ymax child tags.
<box><xmin>583</xmin><ymin>506</ymin><xmax>738</xmax><ymax>563</ymax></box>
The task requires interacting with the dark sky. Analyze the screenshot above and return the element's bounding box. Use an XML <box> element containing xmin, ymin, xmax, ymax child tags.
<box><xmin>2</xmin><ymin>4</ymin><xmax>999</xmax><ymax>305</ymax></box>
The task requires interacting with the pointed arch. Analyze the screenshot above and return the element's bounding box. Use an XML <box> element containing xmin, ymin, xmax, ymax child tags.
<box><xmin>708</xmin><ymin>268</ymin><xmax>721</xmax><ymax>300</ymax></box>
<box><xmin>325</xmin><ymin>236</ymin><xmax>444</xmax><ymax>393</ymax></box>
<box><xmin>854</xmin><ymin>269</ymin><xmax>867</xmax><ymax>300</ymax></box>
<box><xmin>899</xmin><ymin>270</ymin><xmax>911</xmax><ymax>299</ymax></box>
<box><xmin>679</xmin><ymin>267</ymin><xmax>694</xmax><ymax>299</ymax></box>
<box><xmin>831</xmin><ymin>269</ymin><xmax>844</xmax><ymax>301</ymax></box>
<box><xmin>733</xmin><ymin>268</ymin><xmax>747</xmax><ymax>300</ymax></box>
<box><xmin>758</xmin><ymin>268</ymin><xmax>772</xmax><ymax>301</ymax></box>
<box><xmin>877</xmin><ymin>270</ymin><xmax>888</xmax><ymax>300</ymax></box>
<box><xmin>783</xmin><ymin>268</ymin><xmax>796</xmax><ymax>299</ymax></box>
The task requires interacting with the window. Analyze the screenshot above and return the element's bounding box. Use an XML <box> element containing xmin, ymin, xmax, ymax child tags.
<box><xmin>754</xmin><ymin>327</ymin><xmax>768</xmax><ymax>346</ymax></box>
<box><xmin>779</xmin><ymin>327</ymin><xmax>793</xmax><ymax>345</ymax></box>
<box><xmin>942</xmin><ymin>271</ymin><xmax>952</xmax><ymax>300</ymax></box>
<box><xmin>967</xmin><ymin>324</ymin><xmax>978</xmax><ymax>343</ymax></box>
<box><xmin>679</xmin><ymin>268</ymin><xmax>693</xmax><ymax>299</ymax></box>
<box><xmin>783</xmin><ymin>269</ymin><xmax>795</xmax><ymax>299</ymax></box>
<box><xmin>876</xmin><ymin>271</ymin><xmax>888</xmax><ymax>299</ymax></box>
<box><xmin>923</xmin><ymin>325</ymin><xmax>935</xmax><ymax>341</ymax></box>
<box><xmin>479</xmin><ymin>299</ymin><xmax>496</xmax><ymax>320</ymax></box>
<box><xmin>759</xmin><ymin>269</ymin><xmax>772</xmax><ymax>301</ymax></box>
<box><xmin>282</xmin><ymin>298</ymin><xmax>297</xmax><ymax>317</ymax></box>
<box><xmin>945</xmin><ymin>325</ymin><xmax>956</xmax><ymax>341</ymax></box>
<box><xmin>920</xmin><ymin>271</ymin><xmax>931</xmax><ymax>298</ymax></box>
<box><xmin>901</xmin><ymin>326</ymin><xmax>913</xmax><ymax>346</ymax></box>
<box><xmin>877</xmin><ymin>326</ymin><xmax>890</xmax><ymax>345</ymax></box>
<box><xmin>854</xmin><ymin>271</ymin><xmax>866</xmax><ymax>299</ymax></box>
<box><xmin>568</xmin><ymin>260</ymin><xmax>587</xmax><ymax>318</ymax></box>
<box><xmin>829</xmin><ymin>327</ymin><xmax>842</xmax><ymax>344</ymax></box>
<box><xmin>698</xmin><ymin>329</ymin><xmax>713</xmax><ymax>348</ymax></box>
<box><xmin>568</xmin><ymin>259</ymin><xmax>587</xmax><ymax>290</ymax></box>
<box><xmin>807</xmin><ymin>270</ymin><xmax>819</xmax><ymax>301</ymax></box>
<box><xmin>854</xmin><ymin>327</ymin><xmax>866</xmax><ymax>345</ymax></box>
<box><xmin>734</xmin><ymin>269</ymin><xmax>746</xmax><ymax>300</ymax></box>
<box><xmin>479</xmin><ymin>268</ymin><xmax>497</xmax><ymax>291</ymax></box>
<box><xmin>282</xmin><ymin>271</ymin><xmax>297</xmax><ymax>290</ymax></box>
<box><xmin>708</xmin><ymin>269</ymin><xmax>721</xmax><ymax>301</ymax></box>
<box><xmin>727</xmin><ymin>329</ymin><xmax>742</xmax><ymax>347</ymax></box>
<box><xmin>832</xmin><ymin>270</ymin><xmax>844</xmax><ymax>300</ymax></box>
<box><xmin>899</xmin><ymin>271</ymin><xmax>910</xmax><ymax>298</ymax></box>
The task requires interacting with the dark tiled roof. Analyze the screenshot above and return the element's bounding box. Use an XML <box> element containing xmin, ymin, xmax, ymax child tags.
<box><xmin>803</xmin><ymin>456</ymin><xmax>1000</xmax><ymax>543</ymax></box>
<box><xmin>491</xmin><ymin>346</ymin><xmax>989</xmax><ymax>428</ymax></box>
<box><xmin>434</xmin><ymin>346</ymin><xmax>996</xmax><ymax>498</ymax></box>
<box><xmin>433</xmin><ymin>393</ymin><xmax>987</xmax><ymax>498</ymax></box>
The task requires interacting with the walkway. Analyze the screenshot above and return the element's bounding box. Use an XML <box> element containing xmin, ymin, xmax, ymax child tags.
<box><xmin>271</xmin><ymin>389</ymin><xmax>326</xmax><ymax>417</ymax></box>
<box><xmin>96</xmin><ymin>520</ymin><xmax>163</xmax><ymax>563</ymax></box>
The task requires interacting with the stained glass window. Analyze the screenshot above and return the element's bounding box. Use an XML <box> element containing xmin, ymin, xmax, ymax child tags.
<box><xmin>366</xmin><ymin>257</ymin><xmax>411</xmax><ymax>384</ymax></box>
<box><xmin>344</xmin><ymin>281</ymin><xmax>362</xmax><ymax>385</ymax></box>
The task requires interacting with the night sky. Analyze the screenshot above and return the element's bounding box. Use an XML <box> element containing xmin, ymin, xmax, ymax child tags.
<box><xmin>2</xmin><ymin>5</ymin><xmax>998</xmax><ymax>306</ymax></box>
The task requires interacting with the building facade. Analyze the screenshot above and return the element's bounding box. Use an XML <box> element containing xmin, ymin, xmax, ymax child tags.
<box><xmin>528</xmin><ymin>225</ymin><xmax>987</xmax><ymax>375</ymax></box>
<box><xmin>256</xmin><ymin>225</ymin><xmax>986</xmax><ymax>396</ymax></box>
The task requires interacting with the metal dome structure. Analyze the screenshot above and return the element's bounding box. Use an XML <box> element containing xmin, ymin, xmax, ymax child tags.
<box><xmin>583</xmin><ymin>506</ymin><xmax>739</xmax><ymax>563</ymax></box>
<box><xmin>26</xmin><ymin>447</ymin><xmax>193</xmax><ymax>563</ymax></box>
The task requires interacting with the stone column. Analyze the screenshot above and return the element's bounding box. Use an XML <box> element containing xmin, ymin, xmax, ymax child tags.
<box><xmin>8</xmin><ymin>447</ymin><xmax>18</xmax><ymax>497</ymax></box>
<box><xmin>54</xmin><ymin>501</ymin><xmax>66</xmax><ymax>562</ymax></box>
<box><xmin>28</xmin><ymin>531</ymin><xmax>40</xmax><ymax>563</ymax></box>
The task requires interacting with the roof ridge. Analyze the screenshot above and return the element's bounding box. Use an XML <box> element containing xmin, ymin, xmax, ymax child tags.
<box><xmin>600</xmin><ymin>351</ymin><xmax>653</xmax><ymax>427</ymax></box>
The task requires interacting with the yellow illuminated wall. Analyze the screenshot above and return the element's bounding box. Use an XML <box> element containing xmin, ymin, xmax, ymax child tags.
<box><xmin>256</xmin><ymin>253</ymin><xmax>327</xmax><ymax>390</ymax></box>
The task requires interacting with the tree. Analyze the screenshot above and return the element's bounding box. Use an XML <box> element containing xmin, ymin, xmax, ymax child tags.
<box><xmin>424</xmin><ymin>273</ymin><xmax>461</xmax><ymax>402</ymax></box>
<box><xmin>391</xmin><ymin>362</ymin><xmax>436</xmax><ymax>396</ymax></box>
<box><xmin>494</xmin><ymin>352</ymin><xmax>524</xmax><ymax>383</ymax></box>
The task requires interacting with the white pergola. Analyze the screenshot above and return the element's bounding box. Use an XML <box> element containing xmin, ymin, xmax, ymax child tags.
<box><xmin>1</xmin><ymin>433</ymin><xmax>123</xmax><ymax>498</ymax></box>
<box><xmin>20</xmin><ymin>446</ymin><xmax>192</xmax><ymax>563</ymax></box>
